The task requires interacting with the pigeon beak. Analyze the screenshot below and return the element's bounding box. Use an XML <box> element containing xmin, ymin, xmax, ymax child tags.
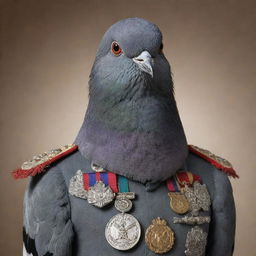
<box><xmin>133</xmin><ymin>51</ymin><xmax>153</xmax><ymax>77</ymax></box>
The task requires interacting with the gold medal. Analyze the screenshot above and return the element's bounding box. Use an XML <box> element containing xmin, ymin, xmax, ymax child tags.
<box><xmin>168</xmin><ymin>192</ymin><xmax>190</xmax><ymax>214</ymax></box>
<box><xmin>145</xmin><ymin>217</ymin><xmax>175</xmax><ymax>254</ymax></box>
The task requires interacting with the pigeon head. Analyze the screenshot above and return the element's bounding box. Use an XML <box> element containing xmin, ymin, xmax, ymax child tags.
<box><xmin>90</xmin><ymin>18</ymin><xmax>172</xmax><ymax>105</ymax></box>
<box><xmin>76</xmin><ymin>18</ymin><xmax>188</xmax><ymax>183</ymax></box>
<box><xmin>97</xmin><ymin>17</ymin><xmax>163</xmax><ymax>60</ymax></box>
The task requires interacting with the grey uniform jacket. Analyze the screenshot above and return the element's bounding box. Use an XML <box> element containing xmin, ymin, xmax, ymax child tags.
<box><xmin>22</xmin><ymin>149</ymin><xmax>236</xmax><ymax>256</ymax></box>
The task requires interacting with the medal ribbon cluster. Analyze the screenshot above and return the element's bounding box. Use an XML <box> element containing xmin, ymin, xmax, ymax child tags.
<box><xmin>71</xmin><ymin>168</ymin><xmax>141</xmax><ymax>251</ymax></box>
<box><xmin>167</xmin><ymin>171</ymin><xmax>211</xmax><ymax>256</ymax></box>
<box><xmin>69</xmin><ymin>168</ymin><xmax>211</xmax><ymax>256</ymax></box>
<box><xmin>82</xmin><ymin>172</ymin><xmax>130</xmax><ymax>194</ymax></box>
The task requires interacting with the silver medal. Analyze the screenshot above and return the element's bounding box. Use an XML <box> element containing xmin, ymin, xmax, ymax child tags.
<box><xmin>185</xmin><ymin>226</ymin><xmax>207</xmax><ymax>256</ymax></box>
<box><xmin>182</xmin><ymin>181</ymin><xmax>211</xmax><ymax>216</ymax></box>
<box><xmin>105</xmin><ymin>192</ymin><xmax>141</xmax><ymax>250</ymax></box>
<box><xmin>173</xmin><ymin>216</ymin><xmax>210</xmax><ymax>225</ymax></box>
<box><xmin>87</xmin><ymin>181</ymin><xmax>115</xmax><ymax>208</ymax></box>
<box><xmin>193</xmin><ymin>182</ymin><xmax>211</xmax><ymax>211</ymax></box>
<box><xmin>69</xmin><ymin>170</ymin><xmax>88</xmax><ymax>199</ymax></box>
<box><xmin>115</xmin><ymin>198</ymin><xmax>133</xmax><ymax>213</ymax></box>
<box><xmin>105</xmin><ymin>213</ymin><xmax>141</xmax><ymax>250</ymax></box>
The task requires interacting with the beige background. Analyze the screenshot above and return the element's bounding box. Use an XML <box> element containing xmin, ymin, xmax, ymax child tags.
<box><xmin>0</xmin><ymin>0</ymin><xmax>255</xmax><ymax>255</ymax></box>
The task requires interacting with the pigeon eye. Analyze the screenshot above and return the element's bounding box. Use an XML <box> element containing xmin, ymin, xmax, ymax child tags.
<box><xmin>159</xmin><ymin>43</ymin><xmax>164</xmax><ymax>53</ymax></box>
<box><xmin>111</xmin><ymin>41</ymin><xmax>122</xmax><ymax>56</ymax></box>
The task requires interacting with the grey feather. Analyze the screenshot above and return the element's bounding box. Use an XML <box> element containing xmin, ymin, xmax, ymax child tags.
<box><xmin>23</xmin><ymin>167</ymin><xmax>74</xmax><ymax>256</ymax></box>
<box><xmin>206</xmin><ymin>170</ymin><xmax>236</xmax><ymax>255</ymax></box>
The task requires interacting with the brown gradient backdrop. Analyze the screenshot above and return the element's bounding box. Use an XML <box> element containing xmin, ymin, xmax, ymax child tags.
<box><xmin>1</xmin><ymin>0</ymin><xmax>255</xmax><ymax>255</ymax></box>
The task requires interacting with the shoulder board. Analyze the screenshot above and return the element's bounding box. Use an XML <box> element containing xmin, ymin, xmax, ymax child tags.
<box><xmin>12</xmin><ymin>144</ymin><xmax>78</xmax><ymax>179</ymax></box>
<box><xmin>188</xmin><ymin>145</ymin><xmax>239</xmax><ymax>178</ymax></box>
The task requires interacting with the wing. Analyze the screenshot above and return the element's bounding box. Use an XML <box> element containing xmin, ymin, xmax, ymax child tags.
<box><xmin>206</xmin><ymin>170</ymin><xmax>236</xmax><ymax>256</ymax></box>
<box><xmin>23</xmin><ymin>167</ymin><xmax>74</xmax><ymax>256</ymax></box>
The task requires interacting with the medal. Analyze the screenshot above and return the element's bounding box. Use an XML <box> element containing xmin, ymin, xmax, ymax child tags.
<box><xmin>182</xmin><ymin>181</ymin><xmax>211</xmax><ymax>216</ymax></box>
<box><xmin>69</xmin><ymin>170</ymin><xmax>88</xmax><ymax>199</ymax></box>
<box><xmin>115</xmin><ymin>190</ymin><xmax>135</xmax><ymax>213</ymax></box>
<box><xmin>69</xmin><ymin>171</ymin><xmax>118</xmax><ymax>208</ymax></box>
<box><xmin>168</xmin><ymin>192</ymin><xmax>190</xmax><ymax>214</ymax></box>
<box><xmin>173</xmin><ymin>216</ymin><xmax>210</xmax><ymax>225</ymax></box>
<box><xmin>105</xmin><ymin>212</ymin><xmax>141</xmax><ymax>250</ymax></box>
<box><xmin>84</xmin><ymin>172</ymin><xmax>118</xmax><ymax>208</ymax></box>
<box><xmin>145</xmin><ymin>217</ymin><xmax>175</xmax><ymax>254</ymax></box>
<box><xmin>166</xmin><ymin>172</ymin><xmax>197</xmax><ymax>214</ymax></box>
<box><xmin>105</xmin><ymin>176</ymin><xmax>141</xmax><ymax>251</ymax></box>
<box><xmin>87</xmin><ymin>181</ymin><xmax>115</xmax><ymax>208</ymax></box>
<box><xmin>114</xmin><ymin>197</ymin><xmax>133</xmax><ymax>212</ymax></box>
<box><xmin>185</xmin><ymin>226</ymin><xmax>207</xmax><ymax>256</ymax></box>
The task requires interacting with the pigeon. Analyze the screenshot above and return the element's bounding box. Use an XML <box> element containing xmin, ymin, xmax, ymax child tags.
<box><xmin>19</xmin><ymin>18</ymin><xmax>236</xmax><ymax>256</ymax></box>
<box><xmin>75</xmin><ymin>17</ymin><xmax>188</xmax><ymax>183</ymax></box>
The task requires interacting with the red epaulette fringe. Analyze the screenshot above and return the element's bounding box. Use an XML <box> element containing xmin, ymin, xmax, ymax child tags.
<box><xmin>188</xmin><ymin>145</ymin><xmax>239</xmax><ymax>178</ymax></box>
<box><xmin>12</xmin><ymin>145</ymin><xmax>78</xmax><ymax>179</ymax></box>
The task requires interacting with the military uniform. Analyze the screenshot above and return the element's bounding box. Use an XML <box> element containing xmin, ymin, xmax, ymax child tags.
<box><xmin>13</xmin><ymin>144</ymin><xmax>237</xmax><ymax>256</ymax></box>
<box><xmin>13</xmin><ymin>17</ymin><xmax>238</xmax><ymax>256</ymax></box>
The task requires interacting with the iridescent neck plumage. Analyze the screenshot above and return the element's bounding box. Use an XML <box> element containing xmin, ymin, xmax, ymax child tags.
<box><xmin>75</xmin><ymin>94</ymin><xmax>188</xmax><ymax>183</ymax></box>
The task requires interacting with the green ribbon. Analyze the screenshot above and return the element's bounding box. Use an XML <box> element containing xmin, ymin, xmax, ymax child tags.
<box><xmin>118</xmin><ymin>175</ymin><xmax>129</xmax><ymax>192</ymax></box>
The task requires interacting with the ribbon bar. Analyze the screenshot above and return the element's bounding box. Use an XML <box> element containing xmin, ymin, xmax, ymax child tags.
<box><xmin>83</xmin><ymin>172</ymin><xmax>118</xmax><ymax>193</ymax></box>
<box><xmin>166</xmin><ymin>171</ymin><xmax>201</xmax><ymax>192</ymax></box>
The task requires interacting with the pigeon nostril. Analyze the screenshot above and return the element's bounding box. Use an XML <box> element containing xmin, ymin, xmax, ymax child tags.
<box><xmin>136</xmin><ymin>59</ymin><xmax>144</xmax><ymax>62</ymax></box>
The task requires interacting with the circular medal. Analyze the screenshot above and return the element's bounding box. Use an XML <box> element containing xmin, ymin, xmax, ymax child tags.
<box><xmin>145</xmin><ymin>217</ymin><xmax>175</xmax><ymax>254</ymax></box>
<box><xmin>168</xmin><ymin>192</ymin><xmax>190</xmax><ymax>214</ymax></box>
<box><xmin>105</xmin><ymin>213</ymin><xmax>141</xmax><ymax>250</ymax></box>
<box><xmin>114</xmin><ymin>198</ymin><xmax>132</xmax><ymax>213</ymax></box>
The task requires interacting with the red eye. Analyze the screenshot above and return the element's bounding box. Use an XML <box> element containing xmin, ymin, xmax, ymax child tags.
<box><xmin>111</xmin><ymin>41</ymin><xmax>122</xmax><ymax>56</ymax></box>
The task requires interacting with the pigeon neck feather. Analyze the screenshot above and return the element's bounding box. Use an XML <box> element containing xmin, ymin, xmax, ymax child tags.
<box><xmin>75</xmin><ymin>89</ymin><xmax>188</xmax><ymax>183</ymax></box>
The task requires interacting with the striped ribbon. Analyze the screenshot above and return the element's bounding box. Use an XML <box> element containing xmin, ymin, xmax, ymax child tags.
<box><xmin>83</xmin><ymin>172</ymin><xmax>118</xmax><ymax>193</ymax></box>
<box><xmin>83</xmin><ymin>172</ymin><xmax>129</xmax><ymax>193</ymax></box>
<box><xmin>166</xmin><ymin>171</ymin><xmax>201</xmax><ymax>192</ymax></box>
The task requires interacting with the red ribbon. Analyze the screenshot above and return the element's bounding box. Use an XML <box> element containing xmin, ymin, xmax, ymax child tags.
<box><xmin>83</xmin><ymin>172</ymin><xmax>118</xmax><ymax>193</ymax></box>
<box><xmin>166</xmin><ymin>171</ymin><xmax>201</xmax><ymax>192</ymax></box>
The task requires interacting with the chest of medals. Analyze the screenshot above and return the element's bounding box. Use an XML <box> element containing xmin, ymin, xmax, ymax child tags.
<box><xmin>69</xmin><ymin>166</ymin><xmax>211</xmax><ymax>256</ymax></box>
<box><xmin>166</xmin><ymin>172</ymin><xmax>210</xmax><ymax>256</ymax></box>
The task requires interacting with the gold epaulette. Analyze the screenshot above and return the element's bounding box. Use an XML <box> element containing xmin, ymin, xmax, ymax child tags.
<box><xmin>12</xmin><ymin>144</ymin><xmax>78</xmax><ymax>179</ymax></box>
<box><xmin>188</xmin><ymin>145</ymin><xmax>239</xmax><ymax>178</ymax></box>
